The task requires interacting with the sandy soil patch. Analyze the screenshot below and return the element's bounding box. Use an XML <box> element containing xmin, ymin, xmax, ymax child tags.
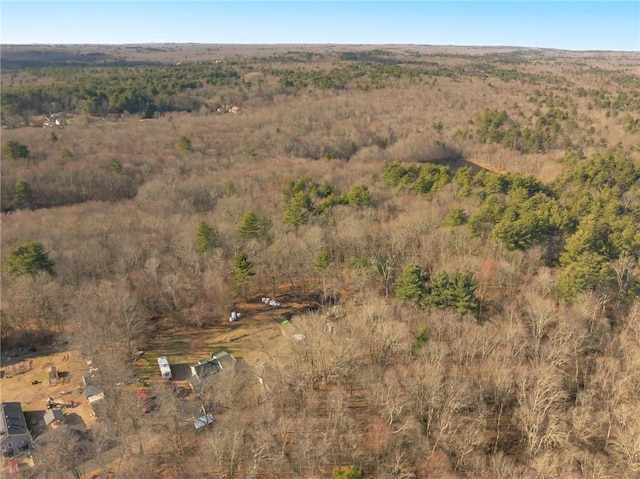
<box><xmin>1</xmin><ymin>347</ymin><xmax>95</xmax><ymax>432</ymax></box>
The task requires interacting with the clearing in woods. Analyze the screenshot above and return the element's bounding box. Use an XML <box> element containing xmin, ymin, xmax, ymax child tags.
<box><xmin>0</xmin><ymin>290</ymin><xmax>320</xmax><ymax>426</ymax></box>
<box><xmin>0</xmin><ymin>289</ymin><xmax>321</xmax><ymax>477</ymax></box>
<box><xmin>136</xmin><ymin>290</ymin><xmax>321</xmax><ymax>385</ymax></box>
<box><xmin>0</xmin><ymin>346</ymin><xmax>95</xmax><ymax>434</ymax></box>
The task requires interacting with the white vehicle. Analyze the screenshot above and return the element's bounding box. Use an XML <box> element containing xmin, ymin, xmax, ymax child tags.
<box><xmin>157</xmin><ymin>356</ymin><xmax>172</xmax><ymax>380</ymax></box>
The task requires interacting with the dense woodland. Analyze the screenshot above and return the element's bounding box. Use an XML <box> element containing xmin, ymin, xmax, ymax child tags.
<box><xmin>1</xmin><ymin>45</ymin><xmax>640</xmax><ymax>478</ymax></box>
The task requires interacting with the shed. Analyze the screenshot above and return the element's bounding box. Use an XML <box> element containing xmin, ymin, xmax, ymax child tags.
<box><xmin>83</xmin><ymin>386</ymin><xmax>104</xmax><ymax>402</ymax></box>
<box><xmin>0</xmin><ymin>402</ymin><xmax>33</xmax><ymax>457</ymax></box>
<box><xmin>194</xmin><ymin>413</ymin><xmax>214</xmax><ymax>430</ymax></box>
<box><xmin>48</xmin><ymin>366</ymin><xmax>59</xmax><ymax>386</ymax></box>
<box><xmin>43</xmin><ymin>408</ymin><xmax>64</xmax><ymax>427</ymax></box>
<box><xmin>88</xmin><ymin>393</ymin><xmax>105</xmax><ymax>405</ymax></box>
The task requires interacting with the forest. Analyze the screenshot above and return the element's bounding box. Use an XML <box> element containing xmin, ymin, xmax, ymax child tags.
<box><xmin>1</xmin><ymin>44</ymin><xmax>639</xmax><ymax>479</ymax></box>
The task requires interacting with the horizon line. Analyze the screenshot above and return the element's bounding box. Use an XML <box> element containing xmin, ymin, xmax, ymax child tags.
<box><xmin>2</xmin><ymin>43</ymin><xmax>638</xmax><ymax>53</ymax></box>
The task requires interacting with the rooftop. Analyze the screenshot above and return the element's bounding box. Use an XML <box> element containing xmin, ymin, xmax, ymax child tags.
<box><xmin>191</xmin><ymin>358</ymin><xmax>221</xmax><ymax>380</ymax></box>
<box><xmin>43</xmin><ymin>408</ymin><xmax>64</xmax><ymax>427</ymax></box>
<box><xmin>212</xmin><ymin>351</ymin><xmax>236</xmax><ymax>370</ymax></box>
<box><xmin>0</xmin><ymin>402</ymin><xmax>30</xmax><ymax>438</ymax></box>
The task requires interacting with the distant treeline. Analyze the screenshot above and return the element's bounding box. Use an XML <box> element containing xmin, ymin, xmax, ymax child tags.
<box><xmin>2</xmin><ymin>63</ymin><xmax>240</xmax><ymax>119</ymax></box>
<box><xmin>2</xmin><ymin>52</ymin><xmax>588</xmax><ymax>122</ymax></box>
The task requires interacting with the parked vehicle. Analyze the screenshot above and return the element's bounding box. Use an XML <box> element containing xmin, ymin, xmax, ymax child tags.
<box><xmin>157</xmin><ymin>356</ymin><xmax>172</xmax><ymax>380</ymax></box>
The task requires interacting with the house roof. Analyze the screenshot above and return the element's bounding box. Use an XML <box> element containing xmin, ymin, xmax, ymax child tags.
<box><xmin>44</xmin><ymin>408</ymin><xmax>64</xmax><ymax>426</ymax></box>
<box><xmin>191</xmin><ymin>358</ymin><xmax>221</xmax><ymax>380</ymax></box>
<box><xmin>194</xmin><ymin>413</ymin><xmax>214</xmax><ymax>430</ymax></box>
<box><xmin>88</xmin><ymin>392</ymin><xmax>105</xmax><ymax>404</ymax></box>
<box><xmin>83</xmin><ymin>386</ymin><xmax>104</xmax><ymax>399</ymax></box>
<box><xmin>189</xmin><ymin>353</ymin><xmax>237</xmax><ymax>391</ymax></box>
<box><xmin>212</xmin><ymin>351</ymin><xmax>236</xmax><ymax>370</ymax></box>
<box><xmin>0</xmin><ymin>402</ymin><xmax>30</xmax><ymax>439</ymax></box>
<box><xmin>62</xmin><ymin>412</ymin><xmax>87</xmax><ymax>434</ymax></box>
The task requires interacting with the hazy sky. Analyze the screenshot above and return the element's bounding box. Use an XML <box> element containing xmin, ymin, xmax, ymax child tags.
<box><xmin>2</xmin><ymin>1</ymin><xmax>638</xmax><ymax>51</ymax></box>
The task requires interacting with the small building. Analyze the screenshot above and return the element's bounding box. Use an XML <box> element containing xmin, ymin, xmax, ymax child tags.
<box><xmin>43</xmin><ymin>113</ymin><xmax>67</xmax><ymax>128</ymax></box>
<box><xmin>43</xmin><ymin>408</ymin><xmax>64</xmax><ymax>428</ymax></box>
<box><xmin>194</xmin><ymin>413</ymin><xmax>214</xmax><ymax>430</ymax></box>
<box><xmin>88</xmin><ymin>392</ymin><xmax>105</xmax><ymax>405</ymax></box>
<box><xmin>190</xmin><ymin>358</ymin><xmax>222</xmax><ymax>383</ymax></box>
<box><xmin>210</xmin><ymin>351</ymin><xmax>236</xmax><ymax>370</ymax></box>
<box><xmin>188</xmin><ymin>352</ymin><xmax>236</xmax><ymax>392</ymax></box>
<box><xmin>48</xmin><ymin>366</ymin><xmax>59</xmax><ymax>386</ymax></box>
<box><xmin>83</xmin><ymin>386</ymin><xmax>105</xmax><ymax>404</ymax></box>
<box><xmin>0</xmin><ymin>402</ymin><xmax>33</xmax><ymax>457</ymax></box>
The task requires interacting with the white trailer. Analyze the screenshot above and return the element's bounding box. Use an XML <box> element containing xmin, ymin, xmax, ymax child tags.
<box><xmin>157</xmin><ymin>356</ymin><xmax>172</xmax><ymax>380</ymax></box>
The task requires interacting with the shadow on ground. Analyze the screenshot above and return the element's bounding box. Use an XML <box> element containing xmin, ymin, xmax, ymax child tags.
<box><xmin>169</xmin><ymin>363</ymin><xmax>192</xmax><ymax>381</ymax></box>
<box><xmin>24</xmin><ymin>410</ymin><xmax>46</xmax><ymax>437</ymax></box>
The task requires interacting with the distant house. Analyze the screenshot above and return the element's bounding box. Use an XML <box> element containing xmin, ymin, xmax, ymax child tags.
<box><xmin>43</xmin><ymin>113</ymin><xmax>67</xmax><ymax>128</ymax></box>
<box><xmin>188</xmin><ymin>352</ymin><xmax>236</xmax><ymax>392</ymax></box>
<box><xmin>0</xmin><ymin>402</ymin><xmax>33</xmax><ymax>457</ymax></box>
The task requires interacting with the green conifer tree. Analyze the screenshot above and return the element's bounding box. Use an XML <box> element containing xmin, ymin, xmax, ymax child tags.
<box><xmin>394</xmin><ymin>264</ymin><xmax>428</xmax><ymax>303</ymax></box>
<box><xmin>3</xmin><ymin>242</ymin><xmax>55</xmax><ymax>277</ymax></box>
<box><xmin>233</xmin><ymin>251</ymin><xmax>255</xmax><ymax>301</ymax></box>
<box><xmin>195</xmin><ymin>221</ymin><xmax>218</xmax><ymax>253</ymax></box>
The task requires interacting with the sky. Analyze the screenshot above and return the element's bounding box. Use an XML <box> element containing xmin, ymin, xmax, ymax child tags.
<box><xmin>1</xmin><ymin>1</ymin><xmax>639</xmax><ymax>51</ymax></box>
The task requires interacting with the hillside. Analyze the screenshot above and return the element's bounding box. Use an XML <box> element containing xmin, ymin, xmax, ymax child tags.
<box><xmin>1</xmin><ymin>45</ymin><xmax>639</xmax><ymax>479</ymax></box>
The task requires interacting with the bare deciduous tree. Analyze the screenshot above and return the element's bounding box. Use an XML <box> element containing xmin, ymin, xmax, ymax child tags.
<box><xmin>523</xmin><ymin>292</ymin><xmax>557</xmax><ymax>361</ymax></box>
<box><xmin>609</xmin><ymin>402</ymin><xmax>640</xmax><ymax>475</ymax></box>
<box><xmin>514</xmin><ymin>366</ymin><xmax>568</xmax><ymax>458</ymax></box>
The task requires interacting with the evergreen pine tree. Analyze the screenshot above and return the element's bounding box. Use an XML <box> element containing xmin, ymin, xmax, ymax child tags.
<box><xmin>233</xmin><ymin>251</ymin><xmax>255</xmax><ymax>301</ymax></box>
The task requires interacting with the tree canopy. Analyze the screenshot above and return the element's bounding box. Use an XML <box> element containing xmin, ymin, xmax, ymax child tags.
<box><xmin>195</xmin><ymin>221</ymin><xmax>219</xmax><ymax>253</ymax></box>
<box><xmin>238</xmin><ymin>211</ymin><xmax>272</xmax><ymax>241</ymax></box>
<box><xmin>233</xmin><ymin>251</ymin><xmax>255</xmax><ymax>300</ymax></box>
<box><xmin>394</xmin><ymin>264</ymin><xmax>428</xmax><ymax>304</ymax></box>
<box><xmin>2</xmin><ymin>140</ymin><xmax>30</xmax><ymax>161</ymax></box>
<box><xmin>423</xmin><ymin>270</ymin><xmax>480</xmax><ymax>315</ymax></box>
<box><xmin>3</xmin><ymin>241</ymin><xmax>55</xmax><ymax>277</ymax></box>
